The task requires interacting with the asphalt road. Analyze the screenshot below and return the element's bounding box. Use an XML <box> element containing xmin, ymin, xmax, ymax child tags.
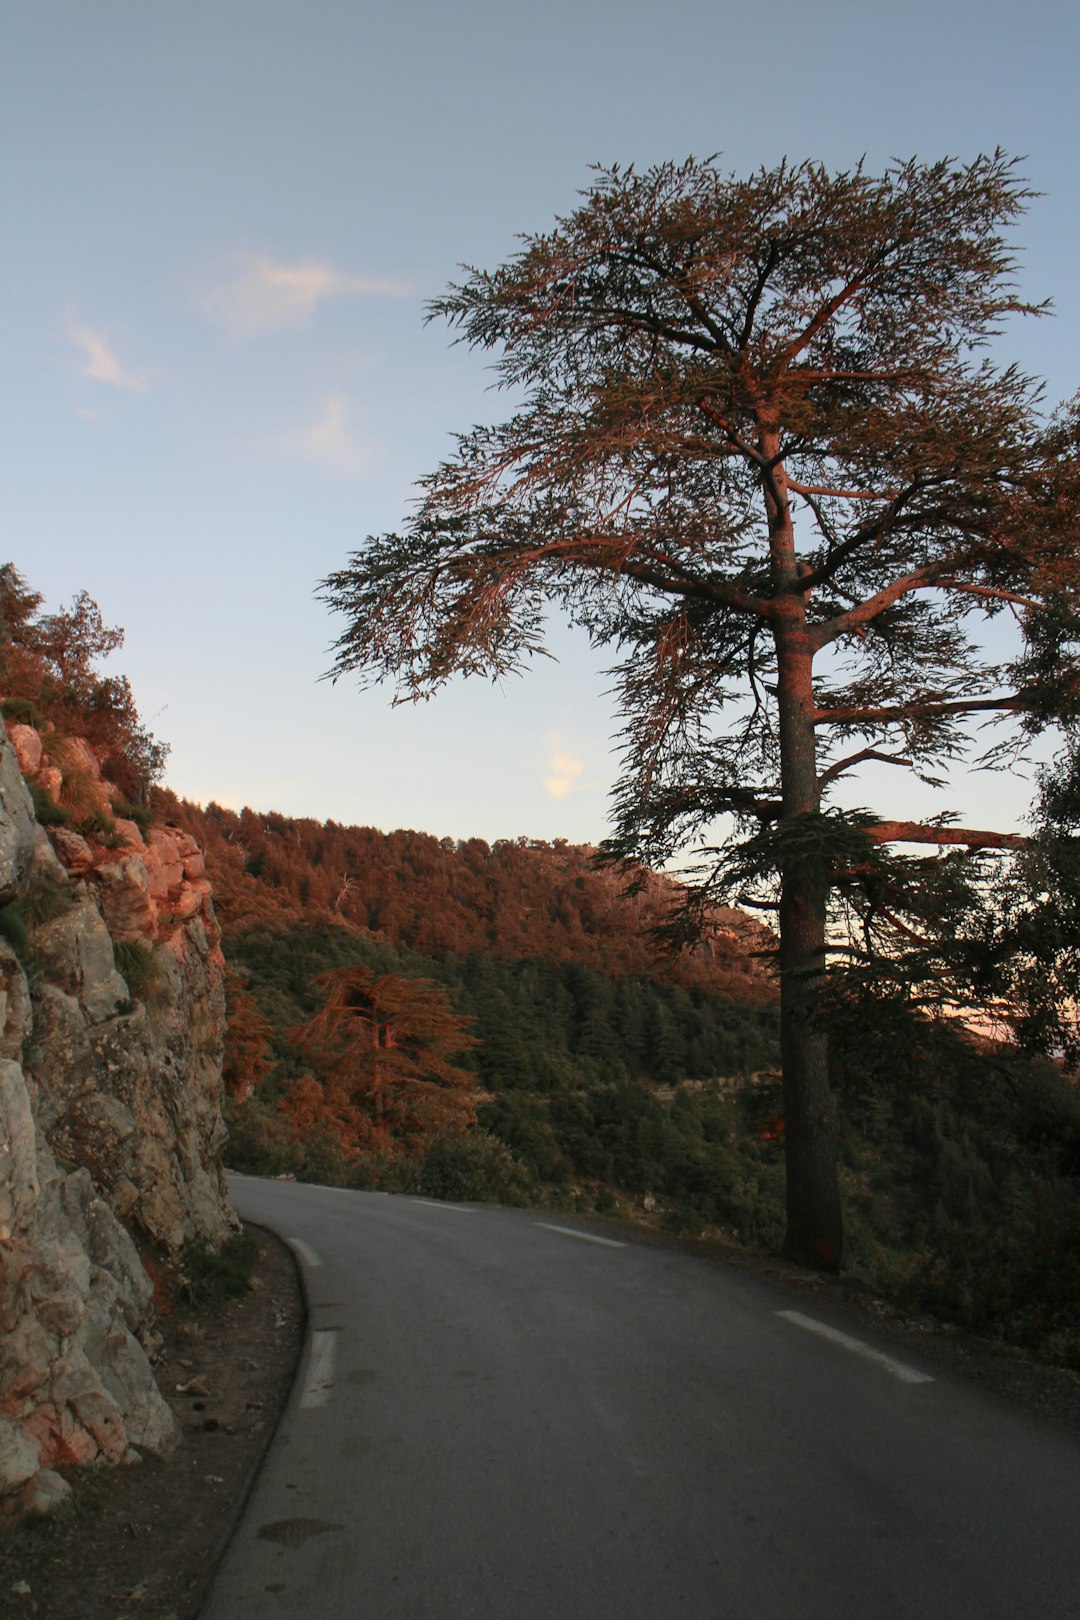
<box><xmin>202</xmin><ymin>1176</ymin><xmax>1080</xmax><ymax>1619</ymax></box>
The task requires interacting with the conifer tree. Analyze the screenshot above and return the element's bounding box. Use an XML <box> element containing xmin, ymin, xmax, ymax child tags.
<box><xmin>0</xmin><ymin>563</ymin><xmax>169</xmax><ymax>797</ymax></box>
<box><xmin>291</xmin><ymin>966</ymin><xmax>482</xmax><ymax>1151</ymax></box>
<box><xmin>323</xmin><ymin>156</ymin><xmax>1079</xmax><ymax>1266</ymax></box>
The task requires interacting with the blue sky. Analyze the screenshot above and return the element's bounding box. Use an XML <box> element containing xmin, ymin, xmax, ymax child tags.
<box><xmin>4</xmin><ymin>0</ymin><xmax>1077</xmax><ymax>845</ymax></box>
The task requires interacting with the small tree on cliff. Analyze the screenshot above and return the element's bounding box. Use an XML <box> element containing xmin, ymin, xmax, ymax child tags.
<box><xmin>0</xmin><ymin>563</ymin><xmax>169</xmax><ymax>799</ymax></box>
<box><xmin>291</xmin><ymin>966</ymin><xmax>482</xmax><ymax>1152</ymax></box>
<box><xmin>320</xmin><ymin>155</ymin><xmax>1080</xmax><ymax>1268</ymax></box>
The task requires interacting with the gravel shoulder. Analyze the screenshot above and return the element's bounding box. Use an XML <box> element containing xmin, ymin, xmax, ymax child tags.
<box><xmin>0</xmin><ymin>1224</ymin><xmax>305</xmax><ymax>1620</ymax></box>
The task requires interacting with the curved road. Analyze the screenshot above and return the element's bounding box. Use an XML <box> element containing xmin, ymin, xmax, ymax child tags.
<box><xmin>202</xmin><ymin>1176</ymin><xmax>1080</xmax><ymax>1619</ymax></box>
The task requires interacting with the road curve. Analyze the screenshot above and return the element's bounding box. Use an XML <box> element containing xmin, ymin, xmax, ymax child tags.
<box><xmin>202</xmin><ymin>1176</ymin><xmax>1080</xmax><ymax>1620</ymax></box>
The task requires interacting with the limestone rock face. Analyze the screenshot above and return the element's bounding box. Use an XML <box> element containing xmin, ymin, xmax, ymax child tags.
<box><xmin>7</xmin><ymin>724</ymin><xmax>42</xmax><ymax>779</ymax></box>
<box><xmin>0</xmin><ymin>738</ymin><xmax>36</xmax><ymax>906</ymax></box>
<box><xmin>0</xmin><ymin>724</ymin><xmax>236</xmax><ymax>1508</ymax></box>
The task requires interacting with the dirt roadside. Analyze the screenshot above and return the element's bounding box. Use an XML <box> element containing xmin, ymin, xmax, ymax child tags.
<box><xmin>0</xmin><ymin>1224</ymin><xmax>305</xmax><ymax>1620</ymax></box>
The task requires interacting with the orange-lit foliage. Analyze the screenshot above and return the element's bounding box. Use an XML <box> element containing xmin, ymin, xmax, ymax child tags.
<box><xmin>277</xmin><ymin>1073</ymin><xmax>384</xmax><ymax>1154</ymax></box>
<box><xmin>155</xmin><ymin>792</ymin><xmax>776</xmax><ymax>1005</ymax></box>
<box><xmin>290</xmin><ymin>967</ymin><xmax>482</xmax><ymax>1154</ymax></box>
<box><xmin>222</xmin><ymin>968</ymin><xmax>275</xmax><ymax>1102</ymax></box>
<box><xmin>0</xmin><ymin>564</ymin><xmax>168</xmax><ymax>799</ymax></box>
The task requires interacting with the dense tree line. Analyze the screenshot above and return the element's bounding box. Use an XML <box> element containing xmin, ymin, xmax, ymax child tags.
<box><xmin>222</xmin><ymin>919</ymin><xmax>787</xmax><ymax>1236</ymax></box>
<box><xmin>158</xmin><ymin>791</ymin><xmax>775</xmax><ymax>1003</ymax></box>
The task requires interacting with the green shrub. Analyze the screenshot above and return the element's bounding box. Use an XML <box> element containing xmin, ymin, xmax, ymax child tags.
<box><xmin>0</xmin><ymin>873</ymin><xmax>74</xmax><ymax>962</ymax></box>
<box><xmin>21</xmin><ymin>872</ymin><xmax>73</xmax><ymax>929</ymax></box>
<box><xmin>113</xmin><ymin>938</ymin><xmax>167</xmax><ymax>1007</ymax></box>
<box><xmin>178</xmin><ymin>1232</ymin><xmax>260</xmax><ymax>1311</ymax></box>
<box><xmin>414</xmin><ymin>1129</ymin><xmax>537</xmax><ymax>1206</ymax></box>
<box><xmin>0</xmin><ymin>903</ymin><xmax>30</xmax><ymax>959</ymax></box>
<box><xmin>111</xmin><ymin>798</ymin><xmax>153</xmax><ymax>834</ymax></box>
<box><xmin>27</xmin><ymin>778</ymin><xmax>70</xmax><ymax>826</ymax></box>
<box><xmin>222</xmin><ymin>1093</ymin><xmax>360</xmax><ymax>1187</ymax></box>
<box><xmin>78</xmin><ymin>808</ymin><xmax>122</xmax><ymax>845</ymax></box>
<box><xmin>1</xmin><ymin>697</ymin><xmax>47</xmax><ymax>727</ymax></box>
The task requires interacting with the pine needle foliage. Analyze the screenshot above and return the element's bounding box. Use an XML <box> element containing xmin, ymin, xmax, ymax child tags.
<box><xmin>321</xmin><ymin>154</ymin><xmax>1080</xmax><ymax>1268</ymax></box>
<box><xmin>290</xmin><ymin>965</ymin><xmax>483</xmax><ymax>1153</ymax></box>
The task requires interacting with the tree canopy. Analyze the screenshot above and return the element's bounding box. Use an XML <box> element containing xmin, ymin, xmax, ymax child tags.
<box><xmin>321</xmin><ymin>154</ymin><xmax>1080</xmax><ymax>1268</ymax></box>
<box><xmin>290</xmin><ymin>965</ymin><xmax>482</xmax><ymax>1153</ymax></box>
<box><xmin>0</xmin><ymin>564</ymin><xmax>169</xmax><ymax>799</ymax></box>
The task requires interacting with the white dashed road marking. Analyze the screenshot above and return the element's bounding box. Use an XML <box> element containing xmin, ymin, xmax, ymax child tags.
<box><xmin>777</xmin><ymin>1310</ymin><xmax>934</xmax><ymax>1384</ymax></box>
<box><xmin>299</xmin><ymin>1331</ymin><xmax>337</xmax><ymax>1409</ymax></box>
<box><xmin>288</xmin><ymin>1236</ymin><xmax>323</xmax><ymax>1268</ymax></box>
<box><xmin>534</xmin><ymin>1223</ymin><xmax>627</xmax><ymax>1249</ymax></box>
<box><xmin>410</xmin><ymin>1199</ymin><xmax>475</xmax><ymax>1213</ymax></box>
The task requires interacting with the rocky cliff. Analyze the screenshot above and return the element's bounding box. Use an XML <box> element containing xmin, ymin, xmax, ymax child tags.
<box><xmin>0</xmin><ymin>723</ymin><xmax>235</xmax><ymax>1515</ymax></box>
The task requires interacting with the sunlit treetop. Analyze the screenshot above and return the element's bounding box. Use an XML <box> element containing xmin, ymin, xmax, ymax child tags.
<box><xmin>322</xmin><ymin>153</ymin><xmax>1080</xmax><ymax>1269</ymax></box>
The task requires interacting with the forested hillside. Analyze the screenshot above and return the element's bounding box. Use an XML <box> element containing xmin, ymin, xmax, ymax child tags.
<box><xmin>159</xmin><ymin>789</ymin><xmax>1080</xmax><ymax>1369</ymax></box>
<box><xmin>3</xmin><ymin>561</ymin><xmax>1077</xmax><ymax>1370</ymax></box>
<box><xmin>153</xmin><ymin>792</ymin><xmax>775</xmax><ymax>1002</ymax></box>
<box><xmin>156</xmin><ymin>791</ymin><xmax>788</xmax><ymax>1233</ymax></box>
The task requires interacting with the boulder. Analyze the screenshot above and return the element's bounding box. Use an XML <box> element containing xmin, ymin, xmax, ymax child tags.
<box><xmin>93</xmin><ymin>855</ymin><xmax>157</xmax><ymax>940</ymax></box>
<box><xmin>5</xmin><ymin>723</ymin><xmax>43</xmax><ymax>778</ymax></box>
<box><xmin>48</xmin><ymin>826</ymin><xmax>95</xmax><ymax>875</ymax></box>
<box><xmin>34</xmin><ymin>892</ymin><xmax>130</xmax><ymax>1024</ymax></box>
<box><xmin>7</xmin><ymin>1467</ymin><xmax>72</xmax><ymax>1519</ymax></box>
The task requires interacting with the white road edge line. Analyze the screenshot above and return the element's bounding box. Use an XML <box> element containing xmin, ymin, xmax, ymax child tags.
<box><xmin>777</xmin><ymin>1309</ymin><xmax>934</xmax><ymax>1385</ymax></box>
<box><xmin>288</xmin><ymin>1236</ymin><xmax>323</xmax><ymax>1268</ymax></box>
<box><xmin>410</xmin><ymin>1198</ymin><xmax>475</xmax><ymax>1213</ymax></box>
<box><xmin>534</xmin><ymin>1222</ymin><xmax>627</xmax><ymax>1249</ymax></box>
<box><xmin>299</xmin><ymin>1331</ymin><xmax>337</xmax><ymax>1409</ymax></box>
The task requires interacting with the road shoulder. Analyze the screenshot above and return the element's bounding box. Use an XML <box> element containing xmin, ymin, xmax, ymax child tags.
<box><xmin>0</xmin><ymin>1223</ymin><xmax>304</xmax><ymax>1620</ymax></box>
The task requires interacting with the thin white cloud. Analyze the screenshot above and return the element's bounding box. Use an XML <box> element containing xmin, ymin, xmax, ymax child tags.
<box><xmin>201</xmin><ymin>253</ymin><xmax>411</xmax><ymax>338</ymax></box>
<box><xmin>69</xmin><ymin>325</ymin><xmax>146</xmax><ymax>392</ymax></box>
<box><xmin>544</xmin><ymin>734</ymin><xmax>587</xmax><ymax>799</ymax></box>
<box><xmin>288</xmin><ymin>393</ymin><xmax>374</xmax><ymax>475</ymax></box>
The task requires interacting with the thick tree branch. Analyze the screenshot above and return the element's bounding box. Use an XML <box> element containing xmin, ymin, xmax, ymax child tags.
<box><xmin>614</xmin><ymin>556</ymin><xmax>774</xmax><ymax>618</ymax></box>
<box><xmin>790</xmin><ymin>368</ymin><xmax>929</xmax><ymax>384</ymax></box>
<box><xmin>694</xmin><ymin>398</ymin><xmax>762</xmax><ymax>463</ymax></box>
<box><xmin>936</xmin><ymin>579</ymin><xmax>1044</xmax><ymax>612</ymax></box>
<box><xmin>818</xmin><ymin>748</ymin><xmax>913</xmax><ymax>788</ymax></box>
<box><xmin>864</xmin><ymin>820</ymin><xmax>1028</xmax><ymax>849</ymax></box>
<box><xmin>778</xmin><ymin>266</ymin><xmax>874</xmax><ymax>365</ymax></box>
<box><xmin>585</xmin><ymin>295</ymin><xmax>721</xmax><ymax>355</ymax></box>
<box><xmin>815</xmin><ymin>694</ymin><xmax>1026</xmax><ymax>726</ymax></box>
<box><xmin>738</xmin><ymin>240</ymin><xmax>782</xmax><ymax>350</ymax></box>
<box><xmin>797</xmin><ymin>482</ymin><xmax>923</xmax><ymax>592</ymax></box>
<box><xmin>785</xmin><ymin>478</ymin><xmax>899</xmax><ymax>502</ymax></box>
<box><xmin>811</xmin><ymin>566</ymin><xmax>941</xmax><ymax>645</ymax></box>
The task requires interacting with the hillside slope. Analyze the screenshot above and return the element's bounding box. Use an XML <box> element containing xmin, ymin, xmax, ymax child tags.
<box><xmin>157</xmin><ymin>794</ymin><xmax>776</xmax><ymax>1004</ymax></box>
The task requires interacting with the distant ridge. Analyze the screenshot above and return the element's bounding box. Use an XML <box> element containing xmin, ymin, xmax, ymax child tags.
<box><xmin>155</xmin><ymin>792</ymin><xmax>776</xmax><ymax>1005</ymax></box>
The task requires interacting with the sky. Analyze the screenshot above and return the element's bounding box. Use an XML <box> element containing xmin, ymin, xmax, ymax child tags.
<box><xmin>3</xmin><ymin>0</ymin><xmax>1078</xmax><ymax>848</ymax></box>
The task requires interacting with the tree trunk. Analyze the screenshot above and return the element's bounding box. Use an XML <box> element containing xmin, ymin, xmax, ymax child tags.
<box><xmin>778</xmin><ymin>867</ymin><xmax>842</xmax><ymax>1269</ymax></box>
<box><xmin>774</xmin><ymin>627</ymin><xmax>843</xmax><ymax>1269</ymax></box>
<box><xmin>766</xmin><ymin>428</ymin><xmax>844</xmax><ymax>1270</ymax></box>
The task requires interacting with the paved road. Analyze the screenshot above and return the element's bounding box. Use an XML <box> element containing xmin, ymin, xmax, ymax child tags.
<box><xmin>202</xmin><ymin>1176</ymin><xmax>1080</xmax><ymax>1619</ymax></box>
